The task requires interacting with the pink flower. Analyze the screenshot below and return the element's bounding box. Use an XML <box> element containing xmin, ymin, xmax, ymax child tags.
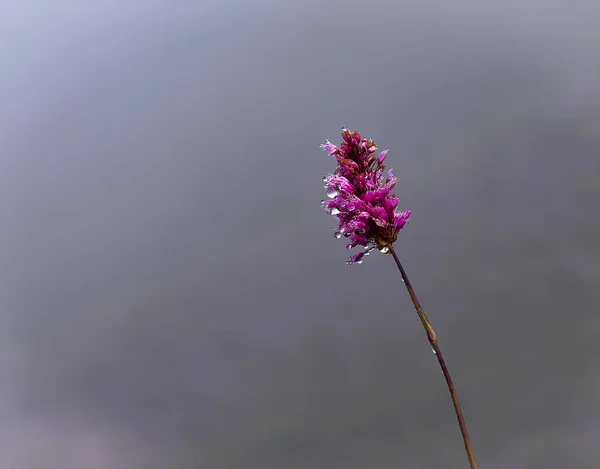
<box><xmin>321</xmin><ymin>128</ymin><xmax>411</xmax><ymax>264</ymax></box>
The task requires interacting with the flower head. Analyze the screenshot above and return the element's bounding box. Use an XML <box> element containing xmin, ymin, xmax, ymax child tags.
<box><xmin>320</xmin><ymin>128</ymin><xmax>411</xmax><ymax>264</ymax></box>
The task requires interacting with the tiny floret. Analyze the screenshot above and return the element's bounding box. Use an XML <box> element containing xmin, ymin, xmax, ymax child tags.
<box><xmin>320</xmin><ymin>140</ymin><xmax>338</xmax><ymax>156</ymax></box>
<box><xmin>321</xmin><ymin>128</ymin><xmax>410</xmax><ymax>264</ymax></box>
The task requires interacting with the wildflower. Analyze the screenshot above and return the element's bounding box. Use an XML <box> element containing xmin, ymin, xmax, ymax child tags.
<box><xmin>316</xmin><ymin>128</ymin><xmax>479</xmax><ymax>469</ymax></box>
<box><xmin>320</xmin><ymin>128</ymin><xmax>411</xmax><ymax>264</ymax></box>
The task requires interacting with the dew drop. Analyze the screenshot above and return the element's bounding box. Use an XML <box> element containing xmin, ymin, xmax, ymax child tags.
<box><xmin>322</xmin><ymin>175</ymin><xmax>329</xmax><ymax>182</ymax></box>
<box><xmin>356</xmin><ymin>259</ymin><xmax>363</xmax><ymax>264</ymax></box>
<box><xmin>330</xmin><ymin>208</ymin><xmax>340</xmax><ymax>215</ymax></box>
<box><xmin>333</xmin><ymin>231</ymin><xmax>342</xmax><ymax>239</ymax></box>
<box><xmin>379</xmin><ymin>246</ymin><xmax>389</xmax><ymax>254</ymax></box>
<box><xmin>320</xmin><ymin>199</ymin><xmax>325</xmax><ymax>205</ymax></box>
<box><xmin>431</xmin><ymin>347</ymin><xmax>437</xmax><ymax>355</ymax></box>
<box><xmin>326</xmin><ymin>189</ymin><xmax>339</xmax><ymax>198</ymax></box>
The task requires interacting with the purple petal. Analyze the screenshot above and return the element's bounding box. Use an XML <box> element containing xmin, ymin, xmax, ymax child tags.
<box><xmin>320</xmin><ymin>140</ymin><xmax>338</xmax><ymax>156</ymax></box>
<box><xmin>357</xmin><ymin>211</ymin><xmax>371</xmax><ymax>222</ymax></box>
<box><xmin>384</xmin><ymin>195</ymin><xmax>399</xmax><ymax>213</ymax></box>
<box><xmin>348</xmin><ymin>252</ymin><xmax>365</xmax><ymax>264</ymax></box>
<box><xmin>393</xmin><ymin>210</ymin><xmax>411</xmax><ymax>231</ymax></box>
<box><xmin>378</xmin><ymin>149</ymin><xmax>389</xmax><ymax>163</ymax></box>
<box><xmin>371</xmin><ymin>206</ymin><xmax>387</xmax><ymax>220</ymax></box>
<box><xmin>341</xmin><ymin>128</ymin><xmax>352</xmax><ymax>143</ymax></box>
<box><xmin>350</xmin><ymin>234</ymin><xmax>369</xmax><ymax>246</ymax></box>
<box><xmin>363</xmin><ymin>191</ymin><xmax>376</xmax><ymax>203</ymax></box>
<box><xmin>385</xmin><ymin>169</ymin><xmax>397</xmax><ymax>184</ymax></box>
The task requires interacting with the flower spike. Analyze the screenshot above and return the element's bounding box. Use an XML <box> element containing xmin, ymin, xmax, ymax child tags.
<box><xmin>321</xmin><ymin>128</ymin><xmax>410</xmax><ymax>263</ymax></box>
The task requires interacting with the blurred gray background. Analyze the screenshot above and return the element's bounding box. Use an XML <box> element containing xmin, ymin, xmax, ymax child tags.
<box><xmin>1</xmin><ymin>1</ymin><xmax>599</xmax><ymax>468</ymax></box>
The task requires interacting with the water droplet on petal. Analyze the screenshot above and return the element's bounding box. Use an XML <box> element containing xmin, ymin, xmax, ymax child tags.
<box><xmin>379</xmin><ymin>246</ymin><xmax>389</xmax><ymax>253</ymax></box>
<box><xmin>322</xmin><ymin>175</ymin><xmax>329</xmax><ymax>182</ymax></box>
<box><xmin>431</xmin><ymin>347</ymin><xmax>437</xmax><ymax>355</ymax></box>
<box><xmin>356</xmin><ymin>259</ymin><xmax>363</xmax><ymax>264</ymax></box>
<box><xmin>320</xmin><ymin>199</ymin><xmax>325</xmax><ymax>205</ymax></box>
<box><xmin>330</xmin><ymin>208</ymin><xmax>340</xmax><ymax>215</ymax></box>
<box><xmin>333</xmin><ymin>231</ymin><xmax>342</xmax><ymax>239</ymax></box>
<box><xmin>326</xmin><ymin>189</ymin><xmax>339</xmax><ymax>198</ymax></box>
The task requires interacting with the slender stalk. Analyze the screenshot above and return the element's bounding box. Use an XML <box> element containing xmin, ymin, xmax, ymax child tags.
<box><xmin>388</xmin><ymin>245</ymin><xmax>478</xmax><ymax>469</ymax></box>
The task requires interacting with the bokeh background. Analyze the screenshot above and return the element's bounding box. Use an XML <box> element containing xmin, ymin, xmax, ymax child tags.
<box><xmin>1</xmin><ymin>1</ymin><xmax>600</xmax><ymax>468</ymax></box>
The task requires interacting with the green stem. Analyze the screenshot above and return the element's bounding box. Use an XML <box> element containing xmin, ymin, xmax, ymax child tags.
<box><xmin>388</xmin><ymin>245</ymin><xmax>478</xmax><ymax>469</ymax></box>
